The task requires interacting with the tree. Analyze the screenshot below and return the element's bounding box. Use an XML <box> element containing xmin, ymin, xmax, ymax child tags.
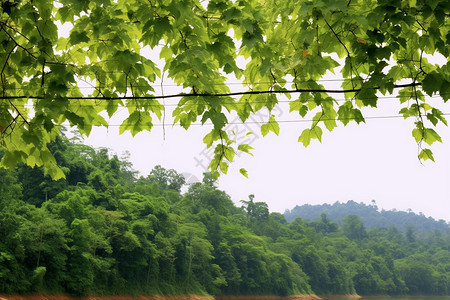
<box><xmin>240</xmin><ymin>194</ymin><xmax>269</xmax><ymax>224</ymax></box>
<box><xmin>342</xmin><ymin>214</ymin><xmax>367</xmax><ymax>241</ymax></box>
<box><xmin>1</xmin><ymin>0</ymin><xmax>448</xmax><ymax>178</ymax></box>
<box><xmin>311</xmin><ymin>213</ymin><xmax>338</xmax><ymax>235</ymax></box>
<box><xmin>1</xmin><ymin>144</ymin><xmax>450</xmax><ymax>296</ymax></box>
<box><xmin>143</xmin><ymin>165</ymin><xmax>186</xmax><ymax>192</ymax></box>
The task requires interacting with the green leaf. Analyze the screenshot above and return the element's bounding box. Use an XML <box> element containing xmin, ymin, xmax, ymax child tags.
<box><xmin>1</xmin><ymin>151</ymin><xmax>26</xmax><ymax>169</ymax></box>
<box><xmin>426</xmin><ymin>112</ymin><xmax>438</xmax><ymax>126</ymax></box>
<box><xmin>323</xmin><ymin>117</ymin><xmax>337</xmax><ymax>132</ymax></box>
<box><xmin>431</xmin><ymin>108</ymin><xmax>448</xmax><ymax>126</ymax></box>
<box><xmin>310</xmin><ymin>126</ymin><xmax>323</xmax><ymax>143</ymax></box>
<box><xmin>239</xmin><ymin>168</ymin><xmax>248</xmax><ymax>178</ymax></box>
<box><xmin>120</xmin><ymin>111</ymin><xmax>153</xmax><ymax>137</ymax></box>
<box><xmin>237</xmin><ymin>144</ymin><xmax>254</xmax><ymax>155</ymax></box>
<box><xmin>299</xmin><ymin>105</ymin><xmax>309</xmax><ymax>118</ymax></box>
<box><xmin>423</xmin><ymin>128</ymin><xmax>442</xmax><ymax>145</ymax></box>
<box><xmin>356</xmin><ymin>87</ymin><xmax>377</xmax><ymax>107</ymax></box>
<box><xmin>220</xmin><ymin>162</ymin><xmax>229</xmax><ymax>174</ymax></box>
<box><xmin>201</xmin><ymin>110</ymin><xmax>228</xmax><ymax>130</ymax></box>
<box><xmin>298</xmin><ymin>129</ymin><xmax>311</xmax><ymax>147</ymax></box>
<box><xmin>422</xmin><ymin>72</ymin><xmax>443</xmax><ymax>96</ymax></box>
<box><xmin>412</xmin><ymin>128</ymin><xmax>423</xmax><ymax>143</ymax></box>
<box><xmin>439</xmin><ymin>79</ymin><xmax>449</xmax><ymax>102</ymax></box>
<box><xmin>203</xmin><ymin>130</ymin><xmax>218</xmax><ymax>148</ymax></box>
<box><xmin>418</xmin><ymin>148</ymin><xmax>435</xmax><ymax>162</ymax></box>
<box><xmin>298</xmin><ymin>126</ymin><xmax>324</xmax><ymax>147</ymax></box>
<box><xmin>69</xmin><ymin>31</ymin><xmax>90</xmax><ymax>45</ymax></box>
<box><xmin>260</xmin><ymin>116</ymin><xmax>280</xmax><ymax>137</ymax></box>
<box><xmin>337</xmin><ymin>102</ymin><xmax>364</xmax><ymax>125</ymax></box>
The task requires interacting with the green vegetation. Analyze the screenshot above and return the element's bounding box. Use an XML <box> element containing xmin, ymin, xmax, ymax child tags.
<box><xmin>1</xmin><ymin>0</ymin><xmax>449</xmax><ymax>178</ymax></box>
<box><xmin>1</xmin><ymin>136</ymin><xmax>449</xmax><ymax>296</ymax></box>
<box><xmin>285</xmin><ymin>201</ymin><xmax>450</xmax><ymax>236</ymax></box>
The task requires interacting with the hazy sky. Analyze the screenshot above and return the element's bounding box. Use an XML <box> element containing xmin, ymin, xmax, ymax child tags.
<box><xmin>82</xmin><ymin>89</ymin><xmax>450</xmax><ymax>222</ymax></box>
<box><xmin>55</xmin><ymin>0</ymin><xmax>450</xmax><ymax>223</ymax></box>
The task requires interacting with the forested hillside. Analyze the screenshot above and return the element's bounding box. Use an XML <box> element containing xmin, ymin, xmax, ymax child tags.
<box><xmin>1</xmin><ymin>135</ymin><xmax>449</xmax><ymax>296</ymax></box>
<box><xmin>284</xmin><ymin>201</ymin><xmax>450</xmax><ymax>234</ymax></box>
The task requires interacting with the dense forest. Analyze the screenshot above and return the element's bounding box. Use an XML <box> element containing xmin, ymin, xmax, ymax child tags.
<box><xmin>284</xmin><ymin>202</ymin><xmax>450</xmax><ymax>235</ymax></box>
<box><xmin>0</xmin><ymin>134</ymin><xmax>449</xmax><ymax>297</ymax></box>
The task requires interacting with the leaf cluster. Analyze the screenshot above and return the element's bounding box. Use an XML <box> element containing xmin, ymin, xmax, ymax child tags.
<box><xmin>0</xmin><ymin>0</ymin><xmax>449</xmax><ymax>177</ymax></box>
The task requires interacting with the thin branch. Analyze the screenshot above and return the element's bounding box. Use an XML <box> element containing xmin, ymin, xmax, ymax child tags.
<box><xmin>324</xmin><ymin>18</ymin><xmax>350</xmax><ymax>57</ymax></box>
<box><xmin>1</xmin><ymin>25</ymin><xmax>38</xmax><ymax>59</ymax></box>
<box><xmin>41</xmin><ymin>59</ymin><xmax>46</xmax><ymax>88</ymax></box>
<box><xmin>415</xmin><ymin>20</ymin><xmax>428</xmax><ymax>33</ymax></box>
<box><xmin>78</xmin><ymin>76</ymin><xmax>105</xmax><ymax>98</ymax></box>
<box><xmin>323</xmin><ymin>17</ymin><xmax>355</xmax><ymax>89</ymax></box>
<box><xmin>9</xmin><ymin>100</ymin><xmax>30</xmax><ymax>127</ymax></box>
<box><xmin>0</xmin><ymin>82</ymin><xmax>422</xmax><ymax>101</ymax></box>
<box><xmin>179</xmin><ymin>30</ymin><xmax>188</xmax><ymax>49</ymax></box>
<box><xmin>1</xmin><ymin>115</ymin><xmax>19</xmax><ymax>136</ymax></box>
<box><xmin>269</xmin><ymin>69</ymin><xmax>277</xmax><ymax>91</ymax></box>
<box><xmin>419</xmin><ymin>50</ymin><xmax>427</xmax><ymax>76</ymax></box>
<box><xmin>311</xmin><ymin>108</ymin><xmax>325</xmax><ymax>130</ymax></box>
<box><xmin>0</xmin><ymin>21</ymin><xmax>31</xmax><ymax>41</ymax></box>
<box><xmin>411</xmin><ymin>69</ymin><xmax>425</xmax><ymax>161</ymax></box>
<box><xmin>32</xmin><ymin>12</ymin><xmax>44</xmax><ymax>40</ymax></box>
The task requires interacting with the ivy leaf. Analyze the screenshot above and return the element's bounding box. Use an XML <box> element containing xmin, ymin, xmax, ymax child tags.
<box><xmin>422</xmin><ymin>72</ymin><xmax>443</xmax><ymax>96</ymax></box>
<box><xmin>412</xmin><ymin>127</ymin><xmax>423</xmax><ymax>143</ymax></box>
<box><xmin>337</xmin><ymin>101</ymin><xmax>364</xmax><ymax>125</ymax></box>
<box><xmin>423</xmin><ymin>128</ymin><xmax>442</xmax><ymax>145</ymax></box>
<box><xmin>120</xmin><ymin>111</ymin><xmax>153</xmax><ymax>137</ymax></box>
<box><xmin>239</xmin><ymin>168</ymin><xmax>249</xmax><ymax>178</ymax></box>
<box><xmin>203</xmin><ymin>130</ymin><xmax>221</xmax><ymax>148</ymax></box>
<box><xmin>1</xmin><ymin>151</ymin><xmax>26</xmax><ymax>169</ymax></box>
<box><xmin>431</xmin><ymin>108</ymin><xmax>448</xmax><ymax>126</ymax></box>
<box><xmin>201</xmin><ymin>110</ymin><xmax>228</xmax><ymax>130</ymax></box>
<box><xmin>260</xmin><ymin>116</ymin><xmax>280</xmax><ymax>137</ymax></box>
<box><xmin>298</xmin><ymin>126</ymin><xmax>322</xmax><ymax>147</ymax></box>
<box><xmin>357</xmin><ymin>87</ymin><xmax>377</xmax><ymax>107</ymax></box>
<box><xmin>298</xmin><ymin>128</ymin><xmax>312</xmax><ymax>147</ymax></box>
<box><xmin>69</xmin><ymin>30</ymin><xmax>90</xmax><ymax>45</ymax></box>
<box><xmin>310</xmin><ymin>126</ymin><xmax>323</xmax><ymax>143</ymax></box>
<box><xmin>220</xmin><ymin>162</ymin><xmax>229</xmax><ymax>174</ymax></box>
<box><xmin>299</xmin><ymin>105</ymin><xmax>309</xmax><ymax>118</ymax></box>
<box><xmin>418</xmin><ymin>148</ymin><xmax>435</xmax><ymax>162</ymax></box>
<box><xmin>237</xmin><ymin>144</ymin><xmax>254</xmax><ymax>155</ymax></box>
<box><xmin>440</xmin><ymin>79</ymin><xmax>449</xmax><ymax>102</ymax></box>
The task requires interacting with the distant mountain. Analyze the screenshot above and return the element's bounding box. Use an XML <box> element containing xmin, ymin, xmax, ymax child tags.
<box><xmin>284</xmin><ymin>200</ymin><xmax>450</xmax><ymax>233</ymax></box>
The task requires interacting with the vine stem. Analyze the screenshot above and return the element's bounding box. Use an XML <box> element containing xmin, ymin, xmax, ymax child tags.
<box><xmin>1</xmin><ymin>82</ymin><xmax>422</xmax><ymax>101</ymax></box>
<box><xmin>323</xmin><ymin>17</ymin><xmax>356</xmax><ymax>90</ymax></box>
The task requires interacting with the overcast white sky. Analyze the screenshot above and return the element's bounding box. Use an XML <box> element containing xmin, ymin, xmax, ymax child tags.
<box><xmin>81</xmin><ymin>86</ymin><xmax>450</xmax><ymax>222</ymax></box>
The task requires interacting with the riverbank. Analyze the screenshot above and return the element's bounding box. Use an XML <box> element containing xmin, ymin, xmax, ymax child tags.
<box><xmin>0</xmin><ymin>295</ymin><xmax>215</xmax><ymax>300</ymax></box>
<box><xmin>0</xmin><ymin>295</ymin><xmax>326</xmax><ymax>300</ymax></box>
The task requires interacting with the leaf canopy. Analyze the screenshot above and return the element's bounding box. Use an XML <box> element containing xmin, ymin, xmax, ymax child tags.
<box><xmin>0</xmin><ymin>0</ymin><xmax>449</xmax><ymax>178</ymax></box>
